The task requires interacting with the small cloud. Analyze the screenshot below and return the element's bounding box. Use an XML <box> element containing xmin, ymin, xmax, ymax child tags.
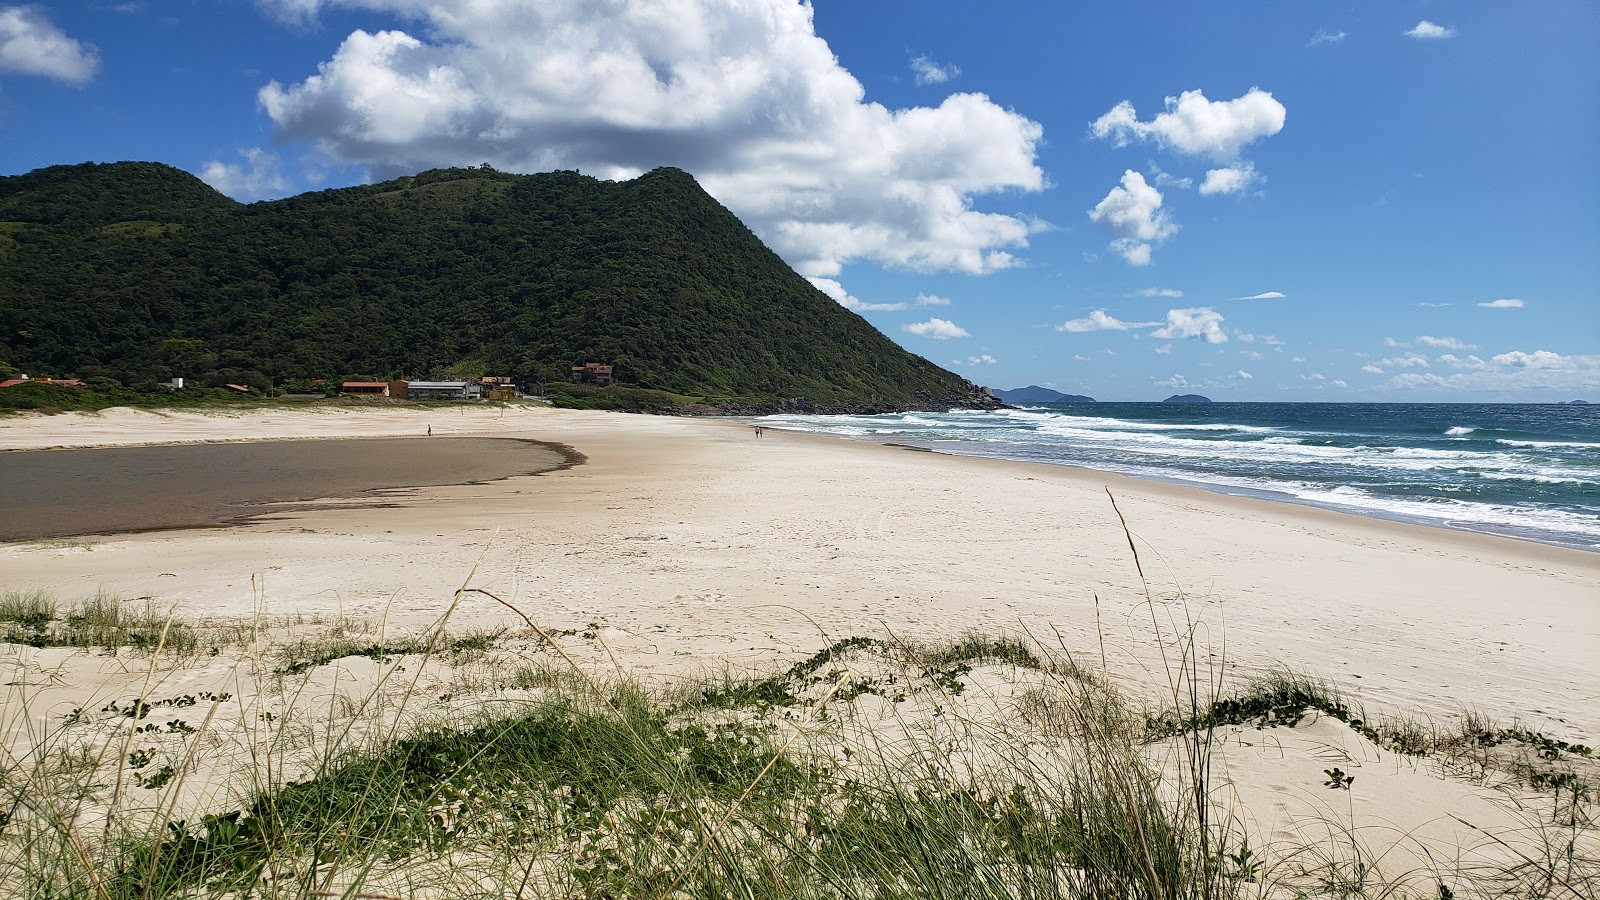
<box><xmin>904</xmin><ymin>317</ymin><xmax>971</xmax><ymax>340</ymax></box>
<box><xmin>1383</xmin><ymin>337</ymin><xmax>1407</xmax><ymax>347</ymax></box>
<box><xmin>1308</xmin><ymin>28</ymin><xmax>1347</xmax><ymax>47</ymax></box>
<box><xmin>1416</xmin><ymin>301</ymin><xmax>1451</xmax><ymax>308</ymax></box>
<box><xmin>1236</xmin><ymin>369</ymin><xmax>1254</xmax><ymax>380</ymax></box>
<box><xmin>1330</xmin><ymin>379</ymin><xmax>1349</xmax><ymax>388</ymax></box>
<box><xmin>1137</xmin><ymin>287</ymin><xmax>1184</xmax><ymax>298</ymax></box>
<box><xmin>1379</xmin><ymin>354</ymin><xmax>1430</xmax><ymax>369</ymax></box>
<box><xmin>1154</xmin><ymin>373</ymin><xmax>1192</xmax><ymax>388</ymax></box>
<box><xmin>1291</xmin><ymin>356</ymin><xmax>1307</xmax><ymax>363</ymax></box>
<box><xmin>910</xmin><ymin>54</ymin><xmax>960</xmax><ymax>86</ymax></box>
<box><xmin>1406</xmin><ymin>21</ymin><xmax>1456</xmax><ymax>40</ymax></box>
<box><xmin>1478</xmin><ymin>298</ymin><xmax>1525</xmax><ymax>309</ymax></box>
<box><xmin>1057</xmin><ymin>309</ymin><xmax>1159</xmax><ymax>333</ymax></box>
<box><xmin>1302</xmin><ymin>373</ymin><xmax>1326</xmax><ymax>381</ymax></box>
<box><xmin>1199</xmin><ymin>163</ymin><xmax>1262</xmax><ymax>196</ymax></box>
<box><xmin>961</xmin><ymin>354</ymin><xmax>997</xmax><ymax>365</ymax></box>
<box><xmin>1090</xmin><ymin>88</ymin><xmax>1287</xmax><ymax>163</ymax></box>
<box><xmin>1416</xmin><ymin>335</ymin><xmax>1476</xmax><ymax>350</ymax></box>
<box><xmin>1233</xmin><ymin>290</ymin><xmax>1286</xmax><ymax>300</ymax></box>
<box><xmin>1089</xmin><ymin>170</ymin><xmax>1178</xmax><ymax>266</ymax></box>
<box><xmin>1072</xmin><ymin>354</ymin><xmax>1091</xmax><ymax>361</ymax></box>
<box><xmin>1362</xmin><ymin>364</ymin><xmax>1384</xmax><ymax>374</ymax></box>
<box><xmin>811</xmin><ymin>279</ymin><xmax>953</xmax><ymax>311</ymax></box>
<box><xmin>1151</xmin><ymin>307</ymin><xmax>1228</xmax><ymax>344</ymax></box>
<box><xmin>1149</xmin><ymin>163</ymin><xmax>1193</xmax><ymax>190</ymax></box>
<box><xmin>1154</xmin><ymin>344</ymin><xmax>1173</xmax><ymax>355</ymax></box>
<box><xmin>198</xmin><ymin>148</ymin><xmax>291</xmax><ymax>201</ymax></box>
<box><xmin>1241</xmin><ymin>350</ymin><xmax>1263</xmax><ymax>360</ymax></box>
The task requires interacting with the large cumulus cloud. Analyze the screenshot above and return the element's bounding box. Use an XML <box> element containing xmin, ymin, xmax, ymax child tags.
<box><xmin>255</xmin><ymin>0</ymin><xmax>1046</xmax><ymax>278</ymax></box>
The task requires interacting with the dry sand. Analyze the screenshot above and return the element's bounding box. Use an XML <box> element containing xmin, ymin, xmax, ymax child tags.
<box><xmin>2</xmin><ymin>403</ymin><xmax>1596</xmax><ymax>880</ymax></box>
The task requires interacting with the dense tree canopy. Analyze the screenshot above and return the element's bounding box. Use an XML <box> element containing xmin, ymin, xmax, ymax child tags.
<box><xmin>0</xmin><ymin>162</ymin><xmax>995</xmax><ymax>411</ymax></box>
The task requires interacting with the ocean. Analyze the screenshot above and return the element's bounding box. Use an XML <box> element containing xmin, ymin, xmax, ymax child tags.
<box><xmin>758</xmin><ymin>402</ymin><xmax>1600</xmax><ymax>551</ymax></box>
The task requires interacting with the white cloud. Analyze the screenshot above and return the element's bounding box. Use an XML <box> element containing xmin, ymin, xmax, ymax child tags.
<box><xmin>1330</xmin><ymin>379</ymin><xmax>1348</xmax><ymax>388</ymax></box>
<box><xmin>910</xmin><ymin>55</ymin><xmax>959</xmax><ymax>86</ymax></box>
<box><xmin>1390</xmin><ymin>350</ymin><xmax>1599</xmax><ymax>393</ymax></box>
<box><xmin>1199</xmin><ymin>163</ymin><xmax>1261</xmax><ymax>196</ymax></box>
<box><xmin>1057</xmin><ymin>308</ymin><xmax>1158</xmax><ymax>333</ymax></box>
<box><xmin>1154</xmin><ymin>344</ymin><xmax>1173</xmax><ymax>355</ymax></box>
<box><xmin>960</xmin><ymin>354</ymin><xmax>997</xmax><ymax>365</ymax></box>
<box><xmin>1406</xmin><ymin>21</ymin><xmax>1455</xmax><ymax>40</ymax></box>
<box><xmin>904</xmin><ymin>317</ymin><xmax>970</xmax><ymax>339</ymax></box>
<box><xmin>1261</xmin><ymin>335</ymin><xmax>1283</xmax><ymax>346</ymax></box>
<box><xmin>1478</xmin><ymin>298</ymin><xmax>1525</xmax><ymax>309</ymax></box>
<box><xmin>1416</xmin><ymin>302</ymin><xmax>1451</xmax><ymax>308</ymax></box>
<box><xmin>1383</xmin><ymin>337</ymin><xmax>1406</xmax><ymax>347</ymax></box>
<box><xmin>1438</xmin><ymin>354</ymin><xmax>1486</xmax><ymax>370</ymax></box>
<box><xmin>1291</xmin><ymin>356</ymin><xmax>1307</xmax><ymax>363</ymax></box>
<box><xmin>1088</xmin><ymin>170</ymin><xmax>1177</xmax><ymax>266</ymax></box>
<box><xmin>255</xmin><ymin>0</ymin><xmax>1045</xmax><ymax>279</ymax></box>
<box><xmin>1090</xmin><ymin>88</ymin><xmax>1286</xmax><ymax>162</ymax></box>
<box><xmin>1236</xmin><ymin>369</ymin><xmax>1253</xmax><ymax>379</ymax></box>
<box><xmin>1154</xmin><ymin>373</ymin><xmax>1193</xmax><ymax>388</ymax></box>
<box><xmin>1303</xmin><ymin>373</ymin><xmax>1326</xmax><ymax>381</ymax></box>
<box><xmin>1308</xmin><ymin>29</ymin><xmax>1347</xmax><ymax>47</ymax></box>
<box><xmin>1234</xmin><ymin>290</ymin><xmax>1286</xmax><ymax>300</ymax></box>
<box><xmin>1241</xmin><ymin>350</ymin><xmax>1263</xmax><ymax>360</ymax></box>
<box><xmin>1149</xmin><ymin>163</ymin><xmax>1193</xmax><ymax>190</ymax></box>
<box><xmin>1072</xmin><ymin>354</ymin><xmax>1091</xmax><ymax>361</ymax></box>
<box><xmin>198</xmin><ymin>148</ymin><xmax>292</xmax><ymax>201</ymax></box>
<box><xmin>1151</xmin><ymin>307</ymin><xmax>1228</xmax><ymax>343</ymax></box>
<box><xmin>810</xmin><ymin>278</ymin><xmax>953</xmax><ymax>312</ymax></box>
<box><xmin>1361</xmin><ymin>364</ymin><xmax>1384</xmax><ymax>374</ymax></box>
<box><xmin>1416</xmin><ymin>335</ymin><xmax>1477</xmax><ymax>350</ymax></box>
<box><xmin>1379</xmin><ymin>354</ymin><xmax>1430</xmax><ymax>368</ymax></box>
<box><xmin>0</xmin><ymin>5</ymin><xmax>99</xmax><ymax>84</ymax></box>
<box><xmin>1137</xmin><ymin>287</ymin><xmax>1184</xmax><ymax>298</ymax></box>
<box><xmin>1492</xmin><ymin>350</ymin><xmax>1571</xmax><ymax>369</ymax></box>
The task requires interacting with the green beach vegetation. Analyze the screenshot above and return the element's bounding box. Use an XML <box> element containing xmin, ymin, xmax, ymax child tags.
<box><xmin>1</xmin><ymin>584</ymin><xmax>1593</xmax><ymax>899</ymax></box>
<box><xmin>0</xmin><ymin>162</ymin><xmax>996</xmax><ymax>414</ymax></box>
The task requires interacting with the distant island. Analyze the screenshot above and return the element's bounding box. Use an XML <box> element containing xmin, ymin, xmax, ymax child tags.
<box><xmin>992</xmin><ymin>386</ymin><xmax>1095</xmax><ymax>404</ymax></box>
<box><xmin>1567</xmin><ymin>399</ymin><xmax>1590</xmax><ymax>405</ymax></box>
<box><xmin>1162</xmin><ymin>394</ymin><xmax>1212</xmax><ymax>404</ymax></box>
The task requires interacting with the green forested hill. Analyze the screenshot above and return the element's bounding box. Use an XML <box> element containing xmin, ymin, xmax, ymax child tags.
<box><xmin>0</xmin><ymin>162</ymin><xmax>996</xmax><ymax>411</ymax></box>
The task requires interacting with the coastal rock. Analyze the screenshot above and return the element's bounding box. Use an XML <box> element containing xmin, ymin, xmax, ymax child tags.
<box><xmin>1162</xmin><ymin>394</ymin><xmax>1212</xmax><ymax>404</ymax></box>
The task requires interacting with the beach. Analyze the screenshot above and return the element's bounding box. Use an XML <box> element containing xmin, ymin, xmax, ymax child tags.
<box><xmin>2</xmin><ymin>404</ymin><xmax>1595</xmax><ymax>734</ymax></box>
<box><xmin>2</xmin><ymin>404</ymin><xmax>1597</xmax><ymax>891</ymax></box>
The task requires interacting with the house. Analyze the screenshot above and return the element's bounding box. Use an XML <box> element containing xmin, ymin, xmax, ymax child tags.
<box><xmin>224</xmin><ymin>384</ymin><xmax>252</xmax><ymax>393</ymax></box>
<box><xmin>569</xmin><ymin>362</ymin><xmax>614</xmax><ymax>385</ymax></box>
<box><xmin>340</xmin><ymin>381</ymin><xmax>391</xmax><ymax>397</ymax></box>
<box><xmin>405</xmin><ymin>380</ymin><xmax>476</xmax><ymax>401</ymax></box>
<box><xmin>478</xmin><ymin>376</ymin><xmax>517</xmax><ymax>401</ymax></box>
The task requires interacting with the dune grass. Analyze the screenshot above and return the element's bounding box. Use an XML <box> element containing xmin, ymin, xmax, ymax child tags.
<box><xmin>1</xmin><ymin>537</ymin><xmax>1594</xmax><ymax>899</ymax></box>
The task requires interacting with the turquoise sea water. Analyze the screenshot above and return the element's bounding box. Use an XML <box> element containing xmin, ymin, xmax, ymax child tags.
<box><xmin>759</xmin><ymin>403</ymin><xmax>1600</xmax><ymax>551</ymax></box>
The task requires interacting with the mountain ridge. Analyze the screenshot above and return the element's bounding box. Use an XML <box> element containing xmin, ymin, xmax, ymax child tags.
<box><xmin>0</xmin><ymin>162</ymin><xmax>999</xmax><ymax>413</ymax></box>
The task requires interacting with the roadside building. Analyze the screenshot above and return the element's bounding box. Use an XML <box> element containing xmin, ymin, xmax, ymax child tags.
<box><xmin>340</xmin><ymin>381</ymin><xmax>391</xmax><ymax>397</ymax></box>
<box><xmin>406</xmin><ymin>380</ymin><xmax>476</xmax><ymax>401</ymax></box>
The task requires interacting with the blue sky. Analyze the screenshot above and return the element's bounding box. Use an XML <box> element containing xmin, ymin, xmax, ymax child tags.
<box><xmin>2</xmin><ymin>1</ymin><xmax>1596</xmax><ymax>401</ymax></box>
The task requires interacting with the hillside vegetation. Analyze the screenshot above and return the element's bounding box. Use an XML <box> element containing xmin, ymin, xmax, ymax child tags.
<box><xmin>0</xmin><ymin>162</ymin><xmax>995</xmax><ymax>412</ymax></box>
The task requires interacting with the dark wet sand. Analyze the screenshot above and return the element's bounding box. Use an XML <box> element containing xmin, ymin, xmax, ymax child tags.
<box><xmin>0</xmin><ymin>437</ymin><xmax>576</xmax><ymax>542</ymax></box>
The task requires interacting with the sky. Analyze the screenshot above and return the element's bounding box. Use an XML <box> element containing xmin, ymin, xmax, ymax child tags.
<box><xmin>2</xmin><ymin>1</ymin><xmax>1597</xmax><ymax>401</ymax></box>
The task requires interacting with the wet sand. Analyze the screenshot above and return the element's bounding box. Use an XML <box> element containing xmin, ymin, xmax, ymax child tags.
<box><xmin>0</xmin><ymin>436</ymin><xmax>575</xmax><ymax>541</ymax></box>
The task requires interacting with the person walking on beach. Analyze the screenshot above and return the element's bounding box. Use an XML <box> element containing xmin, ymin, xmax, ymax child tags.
<box><xmin>427</xmin><ymin>424</ymin><xmax>432</xmax><ymax>436</ymax></box>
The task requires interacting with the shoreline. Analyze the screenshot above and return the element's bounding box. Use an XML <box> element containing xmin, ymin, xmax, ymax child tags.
<box><xmin>2</xmin><ymin>405</ymin><xmax>1597</xmax><ymax>740</ymax></box>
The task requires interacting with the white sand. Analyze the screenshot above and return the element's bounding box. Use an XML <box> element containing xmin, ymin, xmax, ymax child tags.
<box><xmin>2</xmin><ymin>404</ymin><xmax>1596</xmax><ymax>876</ymax></box>
<box><xmin>4</xmin><ymin>404</ymin><xmax>1593</xmax><ymax>736</ymax></box>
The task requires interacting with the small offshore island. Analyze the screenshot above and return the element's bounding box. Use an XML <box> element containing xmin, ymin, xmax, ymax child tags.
<box><xmin>1</xmin><ymin>163</ymin><xmax>1596</xmax><ymax>898</ymax></box>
